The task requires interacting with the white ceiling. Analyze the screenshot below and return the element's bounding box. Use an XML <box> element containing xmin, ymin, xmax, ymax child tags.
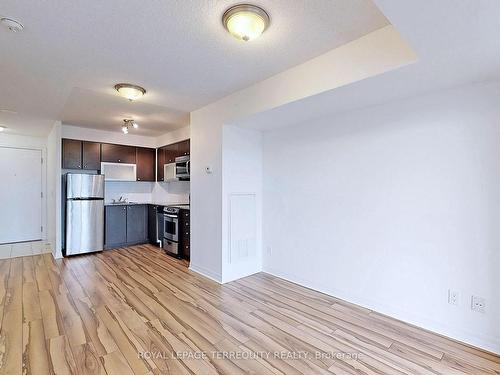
<box><xmin>0</xmin><ymin>0</ymin><xmax>388</xmax><ymax>136</ymax></box>
<box><xmin>235</xmin><ymin>0</ymin><xmax>500</xmax><ymax>131</ymax></box>
<box><xmin>60</xmin><ymin>88</ymin><xmax>189</xmax><ymax>136</ymax></box>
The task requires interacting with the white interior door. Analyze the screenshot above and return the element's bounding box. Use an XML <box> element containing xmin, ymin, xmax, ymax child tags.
<box><xmin>0</xmin><ymin>147</ymin><xmax>42</xmax><ymax>244</ymax></box>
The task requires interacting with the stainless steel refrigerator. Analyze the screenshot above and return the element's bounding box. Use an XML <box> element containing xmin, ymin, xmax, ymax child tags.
<box><xmin>65</xmin><ymin>173</ymin><xmax>104</xmax><ymax>255</ymax></box>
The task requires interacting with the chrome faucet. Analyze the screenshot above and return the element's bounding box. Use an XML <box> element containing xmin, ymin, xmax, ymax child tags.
<box><xmin>111</xmin><ymin>196</ymin><xmax>128</xmax><ymax>204</ymax></box>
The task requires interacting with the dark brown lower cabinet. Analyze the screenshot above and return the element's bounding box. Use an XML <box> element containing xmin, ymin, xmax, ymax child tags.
<box><xmin>126</xmin><ymin>205</ymin><xmax>148</xmax><ymax>244</ymax></box>
<box><xmin>179</xmin><ymin>209</ymin><xmax>190</xmax><ymax>260</ymax></box>
<box><xmin>105</xmin><ymin>204</ymin><xmax>148</xmax><ymax>249</ymax></box>
<box><xmin>148</xmin><ymin>205</ymin><xmax>160</xmax><ymax>245</ymax></box>
<box><xmin>104</xmin><ymin>206</ymin><xmax>127</xmax><ymax>248</ymax></box>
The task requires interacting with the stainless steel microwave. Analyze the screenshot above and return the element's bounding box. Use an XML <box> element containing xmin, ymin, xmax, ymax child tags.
<box><xmin>164</xmin><ymin>155</ymin><xmax>190</xmax><ymax>181</ymax></box>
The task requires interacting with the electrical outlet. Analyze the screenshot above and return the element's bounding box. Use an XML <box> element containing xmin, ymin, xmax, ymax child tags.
<box><xmin>471</xmin><ymin>296</ymin><xmax>486</xmax><ymax>313</ymax></box>
<box><xmin>448</xmin><ymin>289</ymin><xmax>460</xmax><ymax>305</ymax></box>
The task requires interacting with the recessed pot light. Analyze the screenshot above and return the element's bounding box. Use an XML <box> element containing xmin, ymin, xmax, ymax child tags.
<box><xmin>1</xmin><ymin>17</ymin><xmax>24</xmax><ymax>33</ymax></box>
<box><xmin>114</xmin><ymin>83</ymin><xmax>146</xmax><ymax>101</ymax></box>
<box><xmin>222</xmin><ymin>4</ymin><xmax>270</xmax><ymax>41</ymax></box>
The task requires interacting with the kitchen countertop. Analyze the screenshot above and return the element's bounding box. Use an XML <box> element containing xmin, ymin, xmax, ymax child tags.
<box><xmin>104</xmin><ymin>202</ymin><xmax>189</xmax><ymax>209</ymax></box>
<box><xmin>166</xmin><ymin>204</ymin><xmax>190</xmax><ymax>210</ymax></box>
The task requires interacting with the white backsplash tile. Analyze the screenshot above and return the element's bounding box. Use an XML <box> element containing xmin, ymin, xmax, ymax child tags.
<box><xmin>153</xmin><ymin>181</ymin><xmax>190</xmax><ymax>204</ymax></box>
<box><xmin>104</xmin><ymin>181</ymin><xmax>189</xmax><ymax>205</ymax></box>
<box><xmin>105</xmin><ymin>181</ymin><xmax>155</xmax><ymax>203</ymax></box>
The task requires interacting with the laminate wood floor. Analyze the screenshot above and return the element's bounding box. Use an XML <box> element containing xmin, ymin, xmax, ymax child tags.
<box><xmin>0</xmin><ymin>244</ymin><xmax>498</xmax><ymax>374</ymax></box>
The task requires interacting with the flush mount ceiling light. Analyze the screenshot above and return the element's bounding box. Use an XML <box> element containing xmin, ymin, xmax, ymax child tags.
<box><xmin>114</xmin><ymin>83</ymin><xmax>146</xmax><ymax>101</ymax></box>
<box><xmin>121</xmin><ymin>119</ymin><xmax>138</xmax><ymax>134</ymax></box>
<box><xmin>0</xmin><ymin>109</ymin><xmax>17</xmax><ymax>114</ymax></box>
<box><xmin>0</xmin><ymin>126</ymin><xmax>7</xmax><ymax>132</ymax></box>
<box><xmin>222</xmin><ymin>4</ymin><xmax>270</xmax><ymax>41</ymax></box>
<box><xmin>0</xmin><ymin>17</ymin><xmax>24</xmax><ymax>33</ymax></box>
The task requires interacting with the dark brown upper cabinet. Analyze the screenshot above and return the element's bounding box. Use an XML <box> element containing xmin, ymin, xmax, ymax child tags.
<box><xmin>62</xmin><ymin>139</ymin><xmax>82</xmax><ymax>169</ymax></box>
<box><xmin>157</xmin><ymin>147</ymin><xmax>165</xmax><ymax>181</ymax></box>
<box><xmin>62</xmin><ymin>139</ymin><xmax>101</xmax><ymax>170</ymax></box>
<box><xmin>136</xmin><ymin>147</ymin><xmax>155</xmax><ymax>181</ymax></box>
<box><xmin>177</xmin><ymin>139</ymin><xmax>190</xmax><ymax>157</ymax></box>
<box><xmin>156</xmin><ymin>139</ymin><xmax>190</xmax><ymax>182</ymax></box>
<box><xmin>82</xmin><ymin>141</ymin><xmax>101</xmax><ymax>170</ymax></box>
<box><xmin>164</xmin><ymin>143</ymin><xmax>178</xmax><ymax>164</ymax></box>
<box><xmin>101</xmin><ymin>143</ymin><xmax>136</xmax><ymax>164</ymax></box>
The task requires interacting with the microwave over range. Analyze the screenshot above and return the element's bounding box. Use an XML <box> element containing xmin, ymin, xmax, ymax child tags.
<box><xmin>164</xmin><ymin>155</ymin><xmax>190</xmax><ymax>182</ymax></box>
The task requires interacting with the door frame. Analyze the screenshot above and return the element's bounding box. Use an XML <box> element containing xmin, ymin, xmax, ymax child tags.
<box><xmin>0</xmin><ymin>143</ymin><xmax>47</xmax><ymax>244</ymax></box>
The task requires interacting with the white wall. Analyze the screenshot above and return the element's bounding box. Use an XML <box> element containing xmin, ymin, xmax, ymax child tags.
<box><xmin>261</xmin><ymin>81</ymin><xmax>500</xmax><ymax>354</ymax></box>
<box><xmin>220</xmin><ymin>126</ymin><xmax>262</xmax><ymax>283</ymax></box>
<box><xmin>190</xmin><ymin>25</ymin><xmax>414</xmax><ymax>282</ymax></box>
<box><xmin>46</xmin><ymin>122</ymin><xmax>62</xmax><ymax>256</ymax></box>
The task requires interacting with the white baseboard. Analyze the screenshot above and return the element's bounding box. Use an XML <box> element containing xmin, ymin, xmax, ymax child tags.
<box><xmin>189</xmin><ymin>263</ymin><xmax>222</xmax><ymax>283</ymax></box>
<box><xmin>222</xmin><ymin>269</ymin><xmax>261</xmax><ymax>283</ymax></box>
<box><xmin>0</xmin><ymin>240</ymin><xmax>52</xmax><ymax>259</ymax></box>
<box><xmin>263</xmin><ymin>265</ymin><xmax>500</xmax><ymax>355</ymax></box>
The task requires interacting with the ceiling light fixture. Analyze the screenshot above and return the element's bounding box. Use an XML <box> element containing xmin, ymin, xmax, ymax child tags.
<box><xmin>222</xmin><ymin>4</ymin><xmax>270</xmax><ymax>41</ymax></box>
<box><xmin>0</xmin><ymin>109</ymin><xmax>17</xmax><ymax>114</ymax></box>
<box><xmin>0</xmin><ymin>126</ymin><xmax>6</xmax><ymax>132</ymax></box>
<box><xmin>121</xmin><ymin>119</ymin><xmax>138</xmax><ymax>134</ymax></box>
<box><xmin>114</xmin><ymin>83</ymin><xmax>146</xmax><ymax>101</ymax></box>
<box><xmin>1</xmin><ymin>17</ymin><xmax>24</xmax><ymax>33</ymax></box>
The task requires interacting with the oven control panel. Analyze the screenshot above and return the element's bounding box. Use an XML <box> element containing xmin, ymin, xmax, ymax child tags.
<box><xmin>164</xmin><ymin>206</ymin><xmax>180</xmax><ymax>214</ymax></box>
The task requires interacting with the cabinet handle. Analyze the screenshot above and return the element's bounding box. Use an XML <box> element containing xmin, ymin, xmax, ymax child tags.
<box><xmin>118</xmin><ymin>159</ymin><xmax>121</xmax><ymax>162</ymax></box>
<box><xmin>137</xmin><ymin>178</ymin><xmax>141</xmax><ymax>181</ymax></box>
<box><xmin>123</xmin><ymin>207</ymin><xmax>126</xmax><ymax>210</ymax></box>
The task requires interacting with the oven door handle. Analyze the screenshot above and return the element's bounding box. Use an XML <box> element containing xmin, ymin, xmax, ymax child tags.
<box><xmin>164</xmin><ymin>214</ymin><xmax>178</xmax><ymax>219</ymax></box>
